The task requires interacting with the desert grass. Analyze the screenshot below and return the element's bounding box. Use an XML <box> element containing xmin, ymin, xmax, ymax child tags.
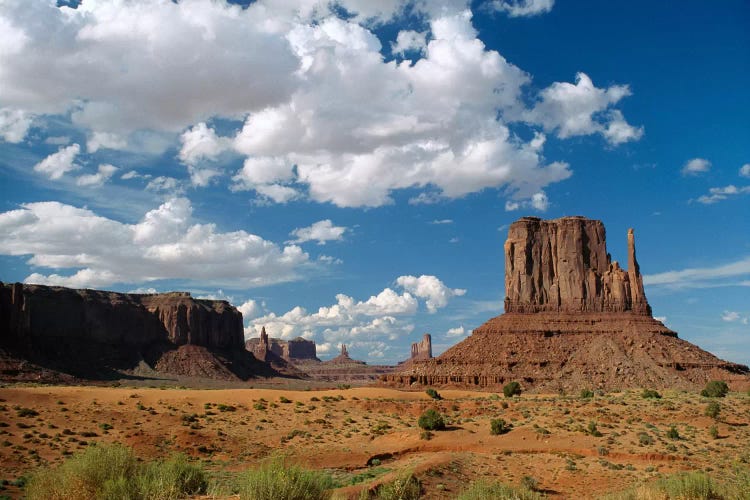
<box><xmin>25</xmin><ymin>442</ymin><xmax>207</xmax><ymax>500</ymax></box>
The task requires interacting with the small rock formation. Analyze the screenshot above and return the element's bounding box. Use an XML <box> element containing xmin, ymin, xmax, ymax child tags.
<box><xmin>410</xmin><ymin>334</ymin><xmax>432</xmax><ymax>361</ymax></box>
<box><xmin>504</xmin><ymin>216</ymin><xmax>650</xmax><ymax>315</ymax></box>
<box><xmin>246</xmin><ymin>328</ymin><xmax>320</xmax><ymax>363</ymax></box>
<box><xmin>384</xmin><ymin>216</ymin><xmax>750</xmax><ymax>392</ymax></box>
<box><xmin>0</xmin><ymin>282</ymin><xmax>278</xmax><ymax>382</ymax></box>
<box><xmin>327</xmin><ymin>344</ymin><xmax>363</xmax><ymax>365</ymax></box>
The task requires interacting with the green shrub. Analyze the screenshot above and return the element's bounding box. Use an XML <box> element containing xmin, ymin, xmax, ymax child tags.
<box><xmin>709</xmin><ymin>425</ymin><xmax>719</xmax><ymax>439</ymax></box>
<box><xmin>457</xmin><ymin>480</ymin><xmax>544</xmax><ymax>500</ymax></box>
<box><xmin>638</xmin><ymin>432</ymin><xmax>654</xmax><ymax>446</ymax></box>
<box><xmin>641</xmin><ymin>389</ymin><xmax>661</xmax><ymax>399</ymax></box>
<box><xmin>25</xmin><ymin>443</ymin><xmax>206</xmax><ymax>500</ymax></box>
<box><xmin>580</xmin><ymin>389</ymin><xmax>594</xmax><ymax>399</ymax></box>
<box><xmin>503</xmin><ymin>381</ymin><xmax>521</xmax><ymax>398</ymax></box>
<box><xmin>490</xmin><ymin>418</ymin><xmax>512</xmax><ymax>435</ymax></box>
<box><xmin>520</xmin><ymin>476</ymin><xmax>539</xmax><ymax>492</ymax></box>
<box><xmin>26</xmin><ymin>443</ymin><xmax>139</xmax><ymax>499</ymax></box>
<box><xmin>666</xmin><ymin>425</ymin><xmax>680</xmax><ymax>440</ymax></box>
<box><xmin>137</xmin><ymin>454</ymin><xmax>207</xmax><ymax>499</ymax></box>
<box><xmin>701</xmin><ymin>380</ymin><xmax>729</xmax><ymax>398</ymax></box>
<box><xmin>587</xmin><ymin>421</ymin><xmax>602</xmax><ymax>437</ymax></box>
<box><xmin>425</xmin><ymin>388</ymin><xmax>442</xmax><ymax>400</ymax></box>
<box><xmin>237</xmin><ymin>456</ymin><xmax>333</xmax><ymax>500</ymax></box>
<box><xmin>417</xmin><ymin>409</ymin><xmax>445</xmax><ymax>431</ymax></box>
<box><xmin>370</xmin><ymin>472</ymin><xmax>421</xmax><ymax>500</ymax></box>
<box><xmin>705</xmin><ymin>401</ymin><xmax>721</xmax><ymax>420</ymax></box>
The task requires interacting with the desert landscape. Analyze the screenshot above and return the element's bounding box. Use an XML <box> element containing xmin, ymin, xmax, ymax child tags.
<box><xmin>0</xmin><ymin>384</ymin><xmax>749</xmax><ymax>498</ymax></box>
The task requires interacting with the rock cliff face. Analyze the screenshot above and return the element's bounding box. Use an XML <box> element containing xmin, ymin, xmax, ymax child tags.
<box><xmin>246</xmin><ymin>329</ymin><xmax>319</xmax><ymax>362</ymax></box>
<box><xmin>504</xmin><ymin>217</ymin><xmax>651</xmax><ymax>315</ymax></box>
<box><xmin>384</xmin><ymin>217</ymin><xmax>750</xmax><ymax>391</ymax></box>
<box><xmin>0</xmin><ymin>282</ymin><xmax>271</xmax><ymax>381</ymax></box>
<box><xmin>410</xmin><ymin>334</ymin><xmax>432</xmax><ymax>361</ymax></box>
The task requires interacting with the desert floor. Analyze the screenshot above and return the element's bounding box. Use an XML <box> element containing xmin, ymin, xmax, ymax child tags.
<box><xmin>0</xmin><ymin>384</ymin><xmax>748</xmax><ymax>498</ymax></box>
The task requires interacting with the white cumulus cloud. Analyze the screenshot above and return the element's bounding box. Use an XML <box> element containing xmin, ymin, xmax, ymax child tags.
<box><xmin>33</xmin><ymin>143</ymin><xmax>80</xmax><ymax>180</ymax></box>
<box><xmin>525</xmin><ymin>72</ymin><xmax>639</xmax><ymax>144</ymax></box>
<box><xmin>288</xmin><ymin>219</ymin><xmax>347</xmax><ymax>245</ymax></box>
<box><xmin>682</xmin><ymin>158</ymin><xmax>711</xmax><ymax>176</ymax></box>
<box><xmin>396</xmin><ymin>275</ymin><xmax>466</xmax><ymax>313</ymax></box>
<box><xmin>0</xmin><ymin>107</ymin><xmax>33</xmax><ymax>143</ymax></box>
<box><xmin>76</xmin><ymin>163</ymin><xmax>118</xmax><ymax>187</ymax></box>
<box><xmin>0</xmin><ymin>197</ymin><xmax>310</xmax><ymax>289</ymax></box>
<box><xmin>739</xmin><ymin>164</ymin><xmax>750</xmax><ymax>178</ymax></box>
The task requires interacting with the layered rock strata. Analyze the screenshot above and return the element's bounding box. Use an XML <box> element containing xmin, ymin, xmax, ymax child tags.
<box><xmin>384</xmin><ymin>217</ymin><xmax>749</xmax><ymax>391</ymax></box>
<box><xmin>0</xmin><ymin>282</ymin><xmax>273</xmax><ymax>381</ymax></box>
<box><xmin>246</xmin><ymin>328</ymin><xmax>319</xmax><ymax>363</ymax></box>
<box><xmin>410</xmin><ymin>334</ymin><xmax>432</xmax><ymax>361</ymax></box>
<box><xmin>504</xmin><ymin>217</ymin><xmax>651</xmax><ymax>315</ymax></box>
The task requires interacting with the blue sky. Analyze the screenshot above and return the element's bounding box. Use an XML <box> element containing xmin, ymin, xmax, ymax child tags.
<box><xmin>0</xmin><ymin>0</ymin><xmax>748</xmax><ymax>364</ymax></box>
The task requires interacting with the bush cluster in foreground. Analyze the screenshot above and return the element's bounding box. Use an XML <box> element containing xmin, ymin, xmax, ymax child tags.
<box><xmin>25</xmin><ymin>443</ymin><xmax>206</xmax><ymax>500</ymax></box>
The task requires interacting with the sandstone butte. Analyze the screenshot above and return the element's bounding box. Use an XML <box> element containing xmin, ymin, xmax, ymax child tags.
<box><xmin>0</xmin><ymin>283</ymin><xmax>277</xmax><ymax>382</ymax></box>
<box><xmin>384</xmin><ymin>216</ymin><xmax>750</xmax><ymax>392</ymax></box>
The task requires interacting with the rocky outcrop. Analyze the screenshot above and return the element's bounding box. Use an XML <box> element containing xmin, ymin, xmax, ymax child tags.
<box><xmin>504</xmin><ymin>216</ymin><xmax>651</xmax><ymax>315</ymax></box>
<box><xmin>246</xmin><ymin>328</ymin><xmax>319</xmax><ymax>363</ymax></box>
<box><xmin>410</xmin><ymin>334</ymin><xmax>432</xmax><ymax>361</ymax></box>
<box><xmin>384</xmin><ymin>217</ymin><xmax>750</xmax><ymax>391</ymax></box>
<box><xmin>0</xmin><ymin>282</ymin><xmax>273</xmax><ymax>382</ymax></box>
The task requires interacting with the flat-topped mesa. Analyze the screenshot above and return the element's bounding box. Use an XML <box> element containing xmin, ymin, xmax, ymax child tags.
<box><xmin>504</xmin><ymin>216</ymin><xmax>652</xmax><ymax>315</ymax></box>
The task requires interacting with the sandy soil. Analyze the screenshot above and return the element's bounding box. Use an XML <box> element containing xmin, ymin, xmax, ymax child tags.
<box><xmin>0</xmin><ymin>384</ymin><xmax>748</xmax><ymax>498</ymax></box>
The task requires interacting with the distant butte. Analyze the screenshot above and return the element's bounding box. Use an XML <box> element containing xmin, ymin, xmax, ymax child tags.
<box><xmin>385</xmin><ymin>216</ymin><xmax>750</xmax><ymax>392</ymax></box>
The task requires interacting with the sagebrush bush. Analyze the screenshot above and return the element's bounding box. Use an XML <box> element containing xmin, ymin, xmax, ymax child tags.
<box><xmin>580</xmin><ymin>389</ymin><xmax>594</xmax><ymax>399</ymax></box>
<box><xmin>238</xmin><ymin>455</ymin><xmax>333</xmax><ymax>500</ymax></box>
<box><xmin>705</xmin><ymin>401</ymin><xmax>721</xmax><ymax>419</ymax></box>
<box><xmin>368</xmin><ymin>472</ymin><xmax>421</xmax><ymax>500</ymax></box>
<box><xmin>701</xmin><ymin>380</ymin><xmax>729</xmax><ymax>398</ymax></box>
<box><xmin>641</xmin><ymin>389</ymin><xmax>661</xmax><ymax>399</ymax></box>
<box><xmin>457</xmin><ymin>480</ymin><xmax>544</xmax><ymax>500</ymax></box>
<box><xmin>417</xmin><ymin>409</ymin><xmax>445</xmax><ymax>431</ymax></box>
<box><xmin>503</xmin><ymin>381</ymin><xmax>521</xmax><ymax>398</ymax></box>
<box><xmin>490</xmin><ymin>418</ymin><xmax>512</xmax><ymax>435</ymax></box>
<box><xmin>425</xmin><ymin>388</ymin><xmax>442</xmax><ymax>400</ymax></box>
<box><xmin>25</xmin><ymin>443</ymin><xmax>206</xmax><ymax>500</ymax></box>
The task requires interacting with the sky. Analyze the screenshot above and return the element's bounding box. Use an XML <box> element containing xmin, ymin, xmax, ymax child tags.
<box><xmin>0</xmin><ymin>0</ymin><xmax>748</xmax><ymax>365</ymax></box>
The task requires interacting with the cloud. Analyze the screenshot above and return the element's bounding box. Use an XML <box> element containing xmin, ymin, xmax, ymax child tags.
<box><xmin>396</xmin><ymin>275</ymin><xmax>466</xmax><ymax>313</ymax></box>
<box><xmin>76</xmin><ymin>164</ymin><xmax>118</xmax><ymax>187</ymax></box>
<box><xmin>145</xmin><ymin>176</ymin><xmax>184</xmax><ymax>194</ymax></box>
<box><xmin>0</xmin><ymin>0</ymin><xmax>299</xmax><ymax>137</ymax></box>
<box><xmin>87</xmin><ymin>131</ymin><xmax>127</xmax><ymax>153</ymax></box>
<box><xmin>0</xmin><ymin>107</ymin><xmax>32</xmax><ymax>143</ymax></box>
<box><xmin>430</xmin><ymin>219</ymin><xmax>453</xmax><ymax>224</ymax></box>
<box><xmin>491</xmin><ymin>0</ymin><xmax>554</xmax><ymax>17</ymax></box>
<box><xmin>739</xmin><ymin>164</ymin><xmax>750</xmax><ymax>178</ymax></box>
<box><xmin>288</xmin><ymin>220</ymin><xmax>347</xmax><ymax>245</ymax></box>
<box><xmin>231</xmin><ymin>9</ymin><xmax>580</xmax><ymax>208</ymax></box>
<box><xmin>237</xmin><ymin>299</ymin><xmax>260</xmax><ymax>320</ymax></box>
<box><xmin>644</xmin><ymin>255</ymin><xmax>750</xmax><ymax>289</ymax></box>
<box><xmin>1</xmin><ymin>1</ymin><xmax>640</xmax><ymax>209</ymax></box>
<box><xmin>694</xmin><ymin>185</ymin><xmax>750</xmax><ymax>204</ymax></box>
<box><xmin>33</xmin><ymin>143</ymin><xmax>80</xmax><ymax>179</ymax></box>
<box><xmin>391</xmin><ymin>30</ymin><xmax>427</xmax><ymax>55</ymax></box>
<box><xmin>524</xmin><ymin>72</ymin><xmax>640</xmax><ymax>145</ymax></box>
<box><xmin>178</xmin><ymin>122</ymin><xmax>231</xmax><ymax>167</ymax></box>
<box><xmin>0</xmin><ymin>197</ymin><xmax>310</xmax><ymax>289</ymax></box>
<box><xmin>446</xmin><ymin>326</ymin><xmax>470</xmax><ymax>337</ymax></box>
<box><xmin>682</xmin><ymin>158</ymin><xmax>711</xmax><ymax>176</ymax></box>
<box><xmin>504</xmin><ymin>190</ymin><xmax>549</xmax><ymax>211</ymax></box>
<box><xmin>722</xmin><ymin>311</ymin><xmax>740</xmax><ymax>322</ymax></box>
<box><xmin>247</xmin><ymin>274</ymin><xmax>464</xmax><ymax>360</ymax></box>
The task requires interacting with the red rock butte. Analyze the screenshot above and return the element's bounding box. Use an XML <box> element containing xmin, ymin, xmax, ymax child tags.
<box><xmin>384</xmin><ymin>216</ymin><xmax>750</xmax><ymax>392</ymax></box>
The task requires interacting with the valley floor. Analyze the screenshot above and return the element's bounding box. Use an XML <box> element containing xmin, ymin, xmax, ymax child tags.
<box><xmin>0</xmin><ymin>385</ymin><xmax>748</xmax><ymax>498</ymax></box>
